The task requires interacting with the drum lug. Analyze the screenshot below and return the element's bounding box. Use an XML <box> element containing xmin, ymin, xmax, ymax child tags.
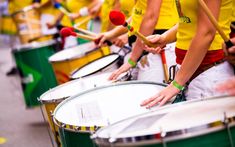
<box><xmin>90</xmin><ymin>133</ymin><xmax>97</xmax><ymax>139</ymax></box>
<box><xmin>222</xmin><ymin>112</ymin><xmax>234</xmax><ymax>147</ymax></box>
<box><xmin>109</xmin><ymin>137</ymin><xmax>117</xmax><ymax>143</ymax></box>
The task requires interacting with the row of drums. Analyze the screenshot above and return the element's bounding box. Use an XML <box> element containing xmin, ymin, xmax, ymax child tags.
<box><xmin>13</xmin><ymin>39</ymin><xmax>235</xmax><ymax>146</ymax></box>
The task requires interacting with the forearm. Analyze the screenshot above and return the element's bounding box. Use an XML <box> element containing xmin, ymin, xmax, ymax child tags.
<box><xmin>130</xmin><ymin>0</ymin><xmax>161</xmax><ymax>61</ymax></box>
<box><xmin>107</xmin><ymin>26</ymin><xmax>128</xmax><ymax>39</ymax></box>
<box><xmin>161</xmin><ymin>23</ymin><xmax>178</xmax><ymax>44</ymax></box>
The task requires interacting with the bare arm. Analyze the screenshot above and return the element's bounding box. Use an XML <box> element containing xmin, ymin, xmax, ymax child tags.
<box><xmin>175</xmin><ymin>0</ymin><xmax>221</xmax><ymax>86</ymax></box>
<box><xmin>130</xmin><ymin>0</ymin><xmax>162</xmax><ymax>62</ymax></box>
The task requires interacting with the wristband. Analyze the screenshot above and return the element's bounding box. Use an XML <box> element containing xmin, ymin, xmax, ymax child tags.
<box><xmin>172</xmin><ymin>80</ymin><xmax>184</xmax><ymax>91</ymax></box>
<box><xmin>128</xmin><ymin>58</ymin><xmax>137</xmax><ymax>68</ymax></box>
<box><xmin>79</xmin><ymin>7</ymin><xmax>89</xmax><ymax>16</ymax></box>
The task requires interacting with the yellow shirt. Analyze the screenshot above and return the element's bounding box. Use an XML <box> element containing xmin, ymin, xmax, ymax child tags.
<box><xmin>8</xmin><ymin>0</ymin><xmax>33</xmax><ymax>14</ymax></box>
<box><xmin>232</xmin><ymin>0</ymin><xmax>235</xmax><ymax>22</ymax></box>
<box><xmin>176</xmin><ymin>0</ymin><xmax>233</xmax><ymax>50</ymax></box>
<box><xmin>40</xmin><ymin>0</ymin><xmax>60</xmax><ymax>15</ymax></box>
<box><xmin>130</xmin><ymin>0</ymin><xmax>178</xmax><ymax>35</ymax></box>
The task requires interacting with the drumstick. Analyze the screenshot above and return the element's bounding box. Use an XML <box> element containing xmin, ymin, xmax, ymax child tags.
<box><xmin>109</xmin><ymin>10</ymin><xmax>169</xmax><ymax>82</ymax></box>
<box><xmin>198</xmin><ymin>0</ymin><xmax>234</xmax><ymax>55</ymax></box>
<box><xmin>74</xmin><ymin>15</ymin><xmax>93</xmax><ymax>28</ymax></box>
<box><xmin>73</xmin><ymin>27</ymin><xmax>97</xmax><ymax>37</ymax></box>
<box><xmin>54</xmin><ymin>3</ymin><xmax>71</xmax><ymax>16</ymax></box>
<box><xmin>60</xmin><ymin>27</ymin><xmax>96</xmax><ymax>41</ymax></box>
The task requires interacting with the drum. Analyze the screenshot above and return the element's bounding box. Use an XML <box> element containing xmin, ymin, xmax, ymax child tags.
<box><xmin>39</xmin><ymin>72</ymin><xmax>130</xmax><ymax>146</ymax></box>
<box><xmin>0</xmin><ymin>15</ymin><xmax>17</xmax><ymax>35</ymax></box>
<box><xmin>13</xmin><ymin>40</ymin><xmax>57</xmax><ymax>107</ymax></box>
<box><xmin>12</xmin><ymin>6</ymin><xmax>42</xmax><ymax>44</ymax></box>
<box><xmin>49</xmin><ymin>42</ymin><xmax>111</xmax><ymax>84</ymax></box>
<box><xmin>70</xmin><ymin>54</ymin><xmax>121</xmax><ymax>79</ymax></box>
<box><xmin>93</xmin><ymin>96</ymin><xmax>235</xmax><ymax>147</ymax></box>
<box><xmin>53</xmin><ymin>81</ymin><xmax>167</xmax><ymax>147</ymax></box>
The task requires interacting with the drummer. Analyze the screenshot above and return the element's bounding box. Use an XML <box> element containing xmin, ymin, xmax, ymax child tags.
<box><xmin>141</xmin><ymin>0</ymin><xmax>234</xmax><ymax>108</ymax></box>
<box><xmin>96</xmin><ymin>0</ymin><xmax>178</xmax><ymax>82</ymax></box>
<box><xmin>46</xmin><ymin>0</ymin><xmax>100</xmax><ymax>47</ymax></box>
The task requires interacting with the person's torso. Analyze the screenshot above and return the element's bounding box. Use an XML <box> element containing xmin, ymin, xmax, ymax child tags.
<box><xmin>130</xmin><ymin>0</ymin><xmax>178</xmax><ymax>34</ymax></box>
<box><xmin>176</xmin><ymin>0</ymin><xmax>233</xmax><ymax>50</ymax></box>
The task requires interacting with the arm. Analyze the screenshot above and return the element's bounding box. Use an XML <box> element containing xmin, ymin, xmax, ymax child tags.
<box><xmin>141</xmin><ymin>0</ymin><xmax>222</xmax><ymax>108</ymax></box>
<box><xmin>175</xmin><ymin>0</ymin><xmax>221</xmax><ymax>86</ymax></box>
<box><xmin>130</xmin><ymin>0</ymin><xmax>162</xmax><ymax>62</ymax></box>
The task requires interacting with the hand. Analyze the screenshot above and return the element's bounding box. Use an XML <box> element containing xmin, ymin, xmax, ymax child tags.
<box><xmin>95</xmin><ymin>32</ymin><xmax>112</xmax><ymax>47</ymax></box>
<box><xmin>68</xmin><ymin>13</ymin><xmax>80</xmax><ymax>21</ymax></box>
<box><xmin>140</xmin><ymin>84</ymin><xmax>180</xmax><ymax>108</ymax></box>
<box><xmin>111</xmin><ymin>34</ymin><xmax>128</xmax><ymax>47</ymax></box>
<box><xmin>228</xmin><ymin>38</ymin><xmax>235</xmax><ymax>54</ymax></box>
<box><xmin>108</xmin><ymin>62</ymin><xmax>132</xmax><ymax>80</ymax></box>
<box><xmin>215</xmin><ymin>77</ymin><xmax>235</xmax><ymax>96</ymax></box>
<box><xmin>144</xmin><ymin>34</ymin><xmax>166</xmax><ymax>54</ymax></box>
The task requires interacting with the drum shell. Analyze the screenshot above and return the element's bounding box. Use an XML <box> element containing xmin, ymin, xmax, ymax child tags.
<box><xmin>12</xmin><ymin>7</ymin><xmax>42</xmax><ymax>44</ymax></box>
<box><xmin>49</xmin><ymin>46</ymin><xmax>111</xmax><ymax>84</ymax></box>
<box><xmin>13</xmin><ymin>41</ymin><xmax>57</xmax><ymax>107</ymax></box>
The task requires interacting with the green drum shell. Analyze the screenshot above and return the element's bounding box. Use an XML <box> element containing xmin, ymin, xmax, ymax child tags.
<box><xmin>58</xmin><ymin>129</ymin><xmax>95</xmax><ymax>147</ymax></box>
<box><xmin>13</xmin><ymin>40</ymin><xmax>58</xmax><ymax>107</ymax></box>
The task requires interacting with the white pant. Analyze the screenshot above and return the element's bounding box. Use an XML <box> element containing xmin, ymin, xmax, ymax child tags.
<box><xmin>185</xmin><ymin>61</ymin><xmax>234</xmax><ymax>100</ymax></box>
<box><xmin>137</xmin><ymin>42</ymin><xmax>176</xmax><ymax>83</ymax></box>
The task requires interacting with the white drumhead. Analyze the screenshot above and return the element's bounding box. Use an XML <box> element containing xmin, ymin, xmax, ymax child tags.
<box><xmin>49</xmin><ymin>42</ymin><xmax>96</xmax><ymax>62</ymax></box>
<box><xmin>96</xmin><ymin>96</ymin><xmax>235</xmax><ymax>139</ymax></box>
<box><xmin>72</xmin><ymin>54</ymin><xmax>120</xmax><ymax>78</ymax></box>
<box><xmin>53</xmin><ymin>82</ymin><xmax>166</xmax><ymax>127</ymax></box>
<box><xmin>40</xmin><ymin>72</ymin><xmax>115</xmax><ymax>102</ymax></box>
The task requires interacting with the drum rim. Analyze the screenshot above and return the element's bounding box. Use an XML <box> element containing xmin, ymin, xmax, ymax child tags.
<box><xmin>38</xmin><ymin>79</ymin><xmax>82</xmax><ymax>104</ymax></box>
<box><xmin>48</xmin><ymin>42</ymin><xmax>98</xmax><ymax>62</ymax></box>
<box><xmin>12</xmin><ymin>40</ymin><xmax>56</xmax><ymax>51</ymax></box>
<box><xmin>70</xmin><ymin>53</ymin><xmax>120</xmax><ymax>79</ymax></box>
<box><xmin>93</xmin><ymin>96</ymin><xmax>235</xmax><ymax>146</ymax></box>
<box><xmin>53</xmin><ymin>81</ymin><xmax>168</xmax><ymax>132</ymax></box>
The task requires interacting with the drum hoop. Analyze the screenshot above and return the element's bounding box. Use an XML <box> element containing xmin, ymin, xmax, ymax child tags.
<box><xmin>48</xmin><ymin>46</ymin><xmax>99</xmax><ymax>62</ymax></box>
<box><xmin>53</xmin><ymin>81</ymin><xmax>168</xmax><ymax>132</ymax></box>
<box><xmin>93</xmin><ymin>96</ymin><xmax>235</xmax><ymax>146</ymax></box>
<box><xmin>70</xmin><ymin>53</ymin><xmax>120</xmax><ymax>79</ymax></box>
<box><xmin>12</xmin><ymin>40</ymin><xmax>56</xmax><ymax>51</ymax></box>
<box><xmin>94</xmin><ymin>120</ymin><xmax>235</xmax><ymax>146</ymax></box>
<box><xmin>38</xmin><ymin>78</ymin><xmax>85</xmax><ymax>103</ymax></box>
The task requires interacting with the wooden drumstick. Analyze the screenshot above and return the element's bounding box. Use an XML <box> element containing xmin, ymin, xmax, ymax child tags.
<box><xmin>109</xmin><ymin>10</ymin><xmax>169</xmax><ymax>82</ymax></box>
<box><xmin>60</xmin><ymin>27</ymin><xmax>96</xmax><ymax>41</ymax></box>
<box><xmin>198</xmin><ymin>0</ymin><xmax>234</xmax><ymax>55</ymax></box>
<box><xmin>73</xmin><ymin>27</ymin><xmax>97</xmax><ymax>37</ymax></box>
<box><xmin>74</xmin><ymin>15</ymin><xmax>93</xmax><ymax>28</ymax></box>
<box><xmin>54</xmin><ymin>3</ymin><xmax>71</xmax><ymax>16</ymax></box>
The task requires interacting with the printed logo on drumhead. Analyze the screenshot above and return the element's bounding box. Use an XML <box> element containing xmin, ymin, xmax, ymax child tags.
<box><xmin>175</xmin><ymin>0</ymin><xmax>191</xmax><ymax>23</ymax></box>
